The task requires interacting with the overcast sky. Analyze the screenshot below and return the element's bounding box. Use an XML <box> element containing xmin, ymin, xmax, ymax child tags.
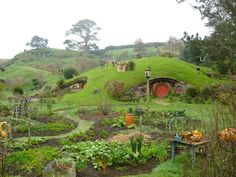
<box><xmin>0</xmin><ymin>0</ymin><xmax>210</xmax><ymax>59</ymax></box>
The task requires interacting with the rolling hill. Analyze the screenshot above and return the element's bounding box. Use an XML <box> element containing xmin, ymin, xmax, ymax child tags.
<box><xmin>0</xmin><ymin>48</ymin><xmax>100</xmax><ymax>93</ymax></box>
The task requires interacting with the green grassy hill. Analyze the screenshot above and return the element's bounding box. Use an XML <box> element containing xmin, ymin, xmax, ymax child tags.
<box><xmin>7</xmin><ymin>48</ymin><xmax>99</xmax><ymax>73</ymax></box>
<box><xmin>61</xmin><ymin>56</ymin><xmax>217</xmax><ymax>105</ymax></box>
<box><xmin>0</xmin><ymin>48</ymin><xmax>100</xmax><ymax>93</ymax></box>
<box><xmin>0</xmin><ymin>66</ymin><xmax>62</xmax><ymax>91</ymax></box>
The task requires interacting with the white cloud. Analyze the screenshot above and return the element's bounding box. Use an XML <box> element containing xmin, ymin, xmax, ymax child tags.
<box><xmin>0</xmin><ymin>0</ymin><xmax>209</xmax><ymax>58</ymax></box>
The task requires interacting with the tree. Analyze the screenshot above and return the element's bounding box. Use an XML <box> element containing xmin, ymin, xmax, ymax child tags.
<box><xmin>181</xmin><ymin>32</ymin><xmax>206</xmax><ymax>65</ymax></box>
<box><xmin>165</xmin><ymin>36</ymin><xmax>184</xmax><ymax>57</ymax></box>
<box><xmin>177</xmin><ymin>0</ymin><xmax>236</xmax><ymax>73</ymax></box>
<box><xmin>127</xmin><ymin>61</ymin><xmax>136</xmax><ymax>70</ymax></box>
<box><xmin>64</xmin><ymin>19</ymin><xmax>101</xmax><ymax>52</ymax></box>
<box><xmin>26</xmin><ymin>35</ymin><xmax>48</xmax><ymax>49</ymax></box>
<box><xmin>134</xmin><ymin>38</ymin><xmax>146</xmax><ymax>58</ymax></box>
<box><xmin>63</xmin><ymin>67</ymin><xmax>78</xmax><ymax>79</ymax></box>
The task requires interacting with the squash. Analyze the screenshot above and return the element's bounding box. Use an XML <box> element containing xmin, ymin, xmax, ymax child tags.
<box><xmin>219</xmin><ymin>128</ymin><xmax>236</xmax><ymax>143</ymax></box>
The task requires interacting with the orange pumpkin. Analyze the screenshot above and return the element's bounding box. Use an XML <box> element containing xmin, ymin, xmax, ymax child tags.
<box><xmin>219</xmin><ymin>128</ymin><xmax>236</xmax><ymax>143</ymax></box>
<box><xmin>191</xmin><ymin>130</ymin><xmax>203</xmax><ymax>141</ymax></box>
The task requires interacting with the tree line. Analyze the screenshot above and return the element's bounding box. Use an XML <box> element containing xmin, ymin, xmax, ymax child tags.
<box><xmin>26</xmin><ymin>0</ymin><xmax>236</xmax><ymax>74</ymax></box>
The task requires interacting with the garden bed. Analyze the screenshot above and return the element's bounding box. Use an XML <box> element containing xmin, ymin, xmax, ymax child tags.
<box><xmin>77</xmin><ymin>158</ymin><xmax>158</xmax><ymax>177</ymax></box>
<box><xmin>76</xmin><ymin>112</ymin><xmax>127</xmax><ymax>141</ymax></box>
<box><xmin>12</xmin><ymin>117</ymin><xmax>78</xmax><ymax>138</ymax></box>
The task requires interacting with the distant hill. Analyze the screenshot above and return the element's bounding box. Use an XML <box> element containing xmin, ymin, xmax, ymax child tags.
<box><xmin>0</xmin><ymin>48</ymin><xmax>100</xmax><ymax>93</ymax></box>
<box><xmin>5</xmin><ymin>48</ymin><xmax>100</xmax><ymax>74</ymax></box>
<box><xmin>92</xmin><ymin>42</ymin><xmax>169</xmax><ymax>61</ymax></box>
<box><xmin>104</xmin><ymin>42</ymin><xmax>165</xmax><ymax>51</ymax></box>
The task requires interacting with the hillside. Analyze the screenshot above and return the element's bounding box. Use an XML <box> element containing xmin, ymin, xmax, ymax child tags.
<box><xmin>0</xmin><ymin>48</ymin><xmax>100</xmax><ymax>93</ymax></box>
<box><xmin>61</xmin><ymin>56</ymin><xmax>218</xmax><ymax>105</ymax></box>
<box><xmin>0</xmin><ymin>59</ymin><xmax>8</xmax><ymax>65</ymax></box>
<box><xmin>6</xmin><ymin>48</ymin><xmax>100</xmax><ymax>74</ymax></box>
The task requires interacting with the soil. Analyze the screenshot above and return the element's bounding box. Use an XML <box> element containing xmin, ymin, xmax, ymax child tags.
<box><xmin>76</xmin><ymin>112</ymin><xmax>127</xmax><ymax>141</ymax></box>
<box><xmin>77</xmin><ymin>158</ymin><xmax>159</xmax><ymax>177</ymax></box>
<box><xmin>12</xmin><ymin>117</ymin><xmax>78</xmax><ymax>138</ymax></box>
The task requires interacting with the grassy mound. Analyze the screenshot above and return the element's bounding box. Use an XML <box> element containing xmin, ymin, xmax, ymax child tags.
<box><xmin>61</xmin><ymin>56</ymin><xmax>218</xmax><ymax>105</ymax></box>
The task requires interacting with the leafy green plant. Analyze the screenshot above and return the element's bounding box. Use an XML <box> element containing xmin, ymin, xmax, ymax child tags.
<box><xmin>68</xmin><ymin>132</ymin><xmax>89</xmax><ymax>142</ymax></box>
<box><xmin>35</xmin><ymin>122</ymin><xmax>73</xmax><ymax>132</ymax></box>
<box><xmin>6</xmin><ymin>147</ymin><xmax>60</xmax><ymax>175</ymax></box>
<box><xmin>111</xmin><ymin>116</ymin><xmax>126</xmax><ymax>128</ymax></box>
<box><xmin>100</xmin><ymin>129</ymin><xmax>109</xmax><ymax>139</ymax></box>
<box><xmin>100</xmin><ymin>118</ymin><xmax>113</xmax><ymax>126</ymax></box>
<box><xmin>109</xmin><ymin>142</ymin><xmax>132</xmax><ymax>166</ymax></box>
<box><xmin>97</xmin><ymin>96</ymin><xmax>111</xmax><ymax>115</ymax></box>
<box><xmin>186</xmin><ymin>86</ymin><xmax>199</xmax><ymax>98</ymax></box>
<box><xmin>156</xmin><ymin>141</ymin><xmax>169</xmax><ymax>163</ymax></box>
<box><xmin>130</xmin><ymin>135</ymin><xmax>144</xmax><ymax>158</ymax></box>
<box><xmin>4</xmin><ymin>137</ymin><xmax>48</xmax><ymax>151</ymax></box>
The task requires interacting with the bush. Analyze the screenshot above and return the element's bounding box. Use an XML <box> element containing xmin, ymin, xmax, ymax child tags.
<box><xmin>127</xmin><ymin>61</ymin><xmax>136</xmax><ymax>70</ymax></box>
<box><xmin>185</xmin><ymin>86</ymin><xmax>198</xmax><ymax>97</ymax></box>
<box><xmin>32</xmin><ymin>78</ymin><xmax>45</xmax><ymax>89</ymax></box>
<box><xmin>97</xmin><ymin>96</ymin><xmax>111</xmax><ymax>115</ymax></box>
<box><xmin>106</xmin><ymin>80</ymin><xmax>125</xmax><ymax>98</ymax></box>
<box><xmin>57</xmin><ymin>79</ymin><xmax>65</xmax><ymax>89</ymax></box>
<box><xmin>6</xmin><ymin>147</ymin><xmax>60</xmax><ymax>175</ymax></box>
<box><xmin>13</xmin><ymin>86</ymin><xmax>24</xmax><ymax>95</ymax></box>
<box><xmin>200</xmin><ymin>86</ymin><xmax>213</xmax><ymax>100</ymax></box>
<box><xmin>63</xmin><ymin>67</ymin><xmax>78</xmax><ymax>79</ymax></box>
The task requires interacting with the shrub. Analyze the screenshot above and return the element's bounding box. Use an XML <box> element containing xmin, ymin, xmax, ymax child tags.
<box><xmin>106</xmin><ymin>80</ymin><xmax>125</xmax><ymax>98</ymax></box>
<box><xmin>32</xmin><ymin>78</ymin><xmax>45</xmax><ymax>89</ymax></box>
<box><xmin>185</xmin><ymin>86</ymin><xmax>198</xmax><ymax>97</ymax></box>
<box><xmin>97</xmin><ymin>96</ymin><xmax>111</xmax><ymax>115</ymax></box>
<box><xmin>100</xmin><ymin>129</ymin><xmax>109</xmax><ymax>139</ymax></box>
<box><xmin>57</xmin><ymin>79</ymin><xmax>65</xmax><ymax>89</ymax></box>
<box><xmin>63</xmin><ymin>67</ymin><xmax>78</xmax><ymax>79</ymax></box>
<box><xmin>6</xmin><ymin>147</ymin><xmax>60</xmax><ymax>175</ymax></box>
<box><xmin>127</xmin><ymin>61</ymin><xmax>136</xmax><ymax>70</ymax></box>
<box><xmin>200</xmin><ymin>86</ymin><xmax>213</xmax><ymax>100</ymax></box>
<box><xmin>13</xmin><ymin>86</ymin><xmax>24</xmax><ymax>95</ymax></box>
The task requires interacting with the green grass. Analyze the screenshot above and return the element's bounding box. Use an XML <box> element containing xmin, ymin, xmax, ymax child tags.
<box><xmin>124</xmin><ymin>154</ymin><xmax>187</xmax><ymax>177</ymax></box>
<box><xmin>61</xmin><ymin>56</ymin><xmax>218</xmax><ymax>105</ymax></box>
<box><xmin>0</xmin><ymin>65</ymin><xmax>62</xmax><ymax>92</ymax></box>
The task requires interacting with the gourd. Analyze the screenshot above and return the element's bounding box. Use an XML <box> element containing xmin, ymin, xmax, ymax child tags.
<box><xmin>219</xmin><ymin>128</ymin><xmax>236</xmax><ymax>143</ymax></box>
<box><xmin>0</xmin><ymin>122</ymin><xmax>12</xmax><ymax>139</ymax></box>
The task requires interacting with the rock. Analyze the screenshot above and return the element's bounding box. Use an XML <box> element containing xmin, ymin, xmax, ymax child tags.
<box><xmin>43</xmin><ymin>160</ymin><xmax>76</xmax><ymax>177</ymax></box>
